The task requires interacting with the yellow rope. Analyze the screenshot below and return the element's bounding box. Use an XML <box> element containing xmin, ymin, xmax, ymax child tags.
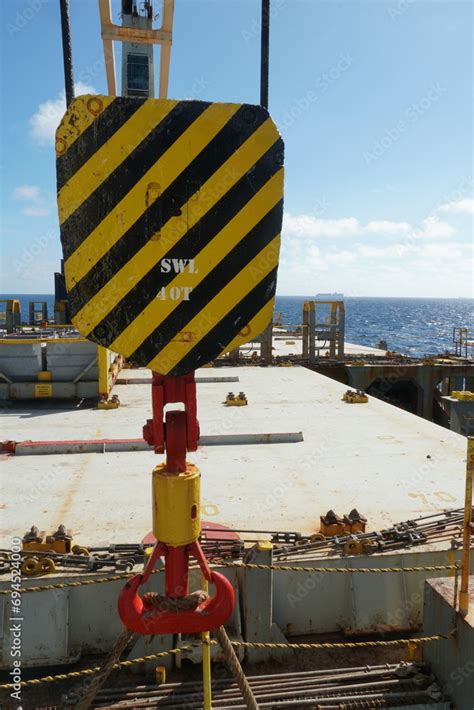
<box><xmin>0</xmin><ymin>572</ymin><xmax>133</xmax><ymax>594</ymax></box>
<box><xmin>0</xmin><ymin>562</ymin><xmax>459</xmax><ymax>594</ymax></box>
<box><xmin>0</xmin><ymin>635</ymin><xmax>448</xmax><ymax>690</ymax></box>
<box><xmin>231</xmin><ymin>635</ymin><xmax>447</xmax><ymax>650</ymax></box>
<box><xmin>221</xmin><ymin>562</ymin><xmax>459</xmax><ymax>574</ymax></box>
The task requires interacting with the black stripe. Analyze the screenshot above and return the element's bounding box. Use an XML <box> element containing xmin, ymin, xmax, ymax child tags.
<box><xmin>61</xmin><ymin>101</ymin><xmax>209</xmax><ymax>260</ymax></box>
<box><xmin>57</xmin><ymin>98</ymin><xmax>144</xmax><ymax>190</ymax></box>
<box><xmin>88</xmin><ymin>140</ymin><xmax>283</xmax><ymax>345</ymax></box>
<box><xmin>167</xmin><ymin>269</ymin><xmax>278</xmax><ymax>377</ymax></box>
<box><xmin>127</xmin><ymin>205</ymin><xmax>282</xmax><ymax>366</ymax></box>
<box><xmin>68</xmin><ymin>104</ymin><xmax>273</xmax><ymax>316</ymax></box>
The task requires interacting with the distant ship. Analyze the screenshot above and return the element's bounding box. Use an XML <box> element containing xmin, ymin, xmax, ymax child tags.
<box><xmin>314</xmin><ymin>292</ymin><xmax>344</xmax><ymax>300</ymax></box>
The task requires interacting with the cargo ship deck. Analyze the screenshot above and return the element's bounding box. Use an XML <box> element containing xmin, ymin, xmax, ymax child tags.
<box><xmin>1</xmin><ymin>363</ymin><xmax>473</xmax><ymax>710</ymax></box>
<box><xmin>1</xmin><ymin>364</ymin><xmax>466</xmax><ymax>545</ymax></box>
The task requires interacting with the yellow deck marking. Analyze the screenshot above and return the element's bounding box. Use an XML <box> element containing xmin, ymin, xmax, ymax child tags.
<box><xmin>64</xmin><ymin>103</ymin><xmax>240</xmax><ymax>290</ymax></box>
<box><xmin>73</xmin><ymin>119</ymin><xmax>280</xmax><ymax>335</ymax></box>
<box><xmin>55</xmin><ymin>95</ymin><xmax>116</xmax><ymax>158</ymax></box>
<box><xmin>110</xmin><ymin>170</ymin><xmax>283</xmax><ymax>355</ymax></box>
<box><xmin>58</xmin><ymin>100</ymin><xmax>178</xmax><ymax>223</ymax></box>
<box><xmin>146</xmin><ymin>236</ymin><xmax>281</xmax><ymax>374</ymax></box>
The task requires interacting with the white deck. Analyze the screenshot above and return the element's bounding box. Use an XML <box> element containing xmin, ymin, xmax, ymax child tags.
<box><xmin>245</xmin><ymin>335</ymin><xmax>387</xmax><ymax>358</ymax></box>
<box><xmin>0</xmin><ymin>366</ymin><xmax>466</xmax><ymax>546</ymax></box>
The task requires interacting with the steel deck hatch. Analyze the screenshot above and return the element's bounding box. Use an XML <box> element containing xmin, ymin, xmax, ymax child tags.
<box><xmin>55</xmin><ymin>95</ymin><xmax>284</xmax><ymax>376</ymax></box>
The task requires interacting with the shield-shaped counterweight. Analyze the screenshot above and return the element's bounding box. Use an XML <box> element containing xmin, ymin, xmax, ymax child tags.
<box><xmin>56</xmin><ymin>95</ymin><xmax>284</xmax><ymax>376</ymax></box>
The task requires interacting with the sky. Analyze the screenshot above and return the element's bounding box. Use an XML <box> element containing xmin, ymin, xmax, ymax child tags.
<box><xmin>0</xmin><ymin>0</ymin><xmax>472</xmax><ymax>297</ymax></box>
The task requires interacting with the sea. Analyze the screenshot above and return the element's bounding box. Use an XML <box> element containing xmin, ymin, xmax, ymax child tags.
<box><xmin>1</xmin><ymin>294</ymin><xmax>473</xmax><ymax>358</ymax></box>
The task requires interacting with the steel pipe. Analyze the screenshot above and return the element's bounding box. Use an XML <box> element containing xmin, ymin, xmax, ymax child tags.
<box><xmin>59</xmin><ymin>0</ymin><xmax>75</xmax><ymax>106</ymax></box>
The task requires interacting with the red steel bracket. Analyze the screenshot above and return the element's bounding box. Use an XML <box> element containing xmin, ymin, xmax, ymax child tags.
<box><xmin>143</xmin><ymin>372</ymin><xmax>199</xmax><ymax>456</ymax></box>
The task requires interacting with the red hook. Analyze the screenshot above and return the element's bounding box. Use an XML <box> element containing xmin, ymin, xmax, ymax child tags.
<box><xmin>118</xmin><ymin>569</ymin><xmax>235</xmax><ymax>635</ymax></box>
<box><xmin>122</xmin><ymin>373</ymin><xmax>235</xmax><ymax>635</ymax></box>
<box><xmin>118</xmin><ymin>539</ymin><xmax>235</xmax><ymax>635</ymax></box>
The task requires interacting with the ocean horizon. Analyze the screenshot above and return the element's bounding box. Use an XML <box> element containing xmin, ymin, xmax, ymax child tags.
<box><xmin>1</xmin><ymin>293</ymin><xmax>472</xmax><ymax>358</ymax></box>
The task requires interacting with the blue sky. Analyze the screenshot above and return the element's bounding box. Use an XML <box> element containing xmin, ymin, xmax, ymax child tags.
<box><xmin>1</xmin><ymin>0</ymin><xmax>472</xmax><ymax>296</ymax></box>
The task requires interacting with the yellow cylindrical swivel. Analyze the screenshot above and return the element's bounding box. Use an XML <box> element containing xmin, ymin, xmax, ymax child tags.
<box><xmin>152</xmin><ymin>463</ymin><xmax>200</xmax><ymax>546</ymax></box>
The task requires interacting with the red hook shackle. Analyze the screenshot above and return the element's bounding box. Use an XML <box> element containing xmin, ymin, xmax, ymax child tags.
<box><xmin>118</xmin><ymin>569</ymin><xmax>235</xmax><ymax>635</ymax></box>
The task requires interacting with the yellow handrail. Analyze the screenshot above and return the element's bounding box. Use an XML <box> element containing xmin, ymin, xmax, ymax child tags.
<box><xmin>460</xmin><ymin>437</ymin><xmax>474</xmax><ymax>615</ymax></box>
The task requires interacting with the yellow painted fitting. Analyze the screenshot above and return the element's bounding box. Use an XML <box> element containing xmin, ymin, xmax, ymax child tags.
<box><xmin>406</xmin><ymin>640</ymin><xmax>422</xmax><ymax>662</ymax></box>
<box><xmin>225</xmin><ymin>391</ymin><xmax>248</xmax><ymax>406</ymax></box>
<box><xmin>342</xmin><ymin>389</ymin><xmax>368</xmax><ymax>404</ymax></box>
<box><xmin>38</xmin><ymin>558</ymin><xmax>56</xmax><ymax>575</ymax></box>
<box><xmin>447</xmin><ymin>548</ymin><xmax>456</xmax><ymax>577</ymax></box>
<box><xmin>97</xmin><ymin>401</ymin><xmax>119</xmax><ymax>409</ymax></box>
<box><xmin>155</xmin><ymin>665</ymin><xmax>166</xmax><ymax>685</ymax></box>
<box><xmin>21</xmin><ymin>557</ymin><xmax>39</xmax><ymax>577</ymax></box>
<box><xmin>97</xmin><ymin>394</ymin><xmax>120</xmax><ymax>409</ymax></box>
<box><xmin>98</xmin><ymin>345</ymin><xmax>110</xmax><ymax>397</ymax></box>
<box><xmin>201</xmin><ymin>576</ymin><xmax>212</xmax><ymax>710</ymax></box>
<box><xmin>452</xmin><ymin>391</ymin><xmax>474</xmax><ymax>401</ymax></box>
<box><xmin>152</xmin><ymin>463</ymin><xmax>200</xmax><ymax>546</ymax></box>
<box><xmin>37</xmin><ymin>371</ymin><xmax>52</xmax><ymax>382</ymax></box>
<box><xmin>257</xmin><ymin>541</ymin><xmax>273</xmax><ymax>552</ymax></box>
<box><xmin>71</xmin><ymin>546</ymin><xmax>89</xmax><ymax>556</ymax></box>
<box><xmin>21</xmin><ymin>556</ymin><xmax>56</xmax><ymax>577</ymax></box>
<box><xmin>34</xmin><ymin>383</ymin><xmax>52</xmax><ymax>398</ymax></box>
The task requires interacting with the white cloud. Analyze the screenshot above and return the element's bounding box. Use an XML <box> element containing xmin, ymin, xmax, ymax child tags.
<box><xmin>283</xmin><ymin>213</ymin><xmax>360</xmax><ymax>238</ymax></box>
<box><xmin>419</xmin><ymin>242</ymin><xmax>467</xmax><ymax>261</ymax></box>
<box><xmin>414</xmin><ymin>216</ymin><xmax>456</xmax><ymax>240</ymax></box>
<box><xmin>325</xmin><ymin>250</ymin><xmax>355</xmax><ymax>265</ymax></box>
<box><xmin>12</xmin><ymin>183</ymin><xmax>49</xmax><ymax>218</ymax></box>
<box><xmin>283</xmin><ymin>212</ymin><xmax>435</xmax><ymax>239</ymax></box>
<box><xmin>438</xmin><ymin>198</ymin><xmax>474</xmax><ymax>215</ymax></box>
<box><xmin>29</xmin><ymin>82</ymin><xmax>96</xmax><ymax>146</ymax></box>
<box><xmin>13</xmin><ymin>185</ymin><xmax>40</xmax><ymax>201</ymax></box>
<box><xmin>365</xmin><ymin>220</ymin><xmax>411</xmax><ymax>235</ymax></box>
<box><xmin>278</xmin><ymin>201</ymin><xmax>471</xmax><ymax>297</ymax></box>
<box><xmin>356</xmin><ymin>243</ymin><xmax>415</xmax><ymax>259</ymax></box>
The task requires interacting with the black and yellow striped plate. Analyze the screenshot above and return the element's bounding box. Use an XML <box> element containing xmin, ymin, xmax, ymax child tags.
<box><xmin>56</xmin><ymin>95</ymin><xmax>284</xmax><ymax>376</ymax></box>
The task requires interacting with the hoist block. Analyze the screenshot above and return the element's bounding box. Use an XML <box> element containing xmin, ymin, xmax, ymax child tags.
<box><xmin>56</xmin><ymin>95</ymin><xmax>284</xmax><ymax>376</ymax></box>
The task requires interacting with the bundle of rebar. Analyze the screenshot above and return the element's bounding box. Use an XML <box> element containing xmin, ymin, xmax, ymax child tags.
<box><xmin>92</xmin><ymin>662</ymin><xmax>446</xmax><ymax>708</ymax></box>
<box><xmin>272</xmin><ymin>508</ymin><xmax>473</xmax><ymax>560</ymax></box>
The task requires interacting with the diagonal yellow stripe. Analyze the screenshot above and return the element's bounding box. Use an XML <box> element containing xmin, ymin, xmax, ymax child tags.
<box><xmin>64</xmin><ymin>103</ymin><xmax>240</xmax><ymax>290</ymax></box>
<box><xmin>55</xmin><ymin>95</ymin><xmax>116</xmax><ymax>159</ymax></box>
<box><xmin>109</xmin><ymin>170</ymin><xmax>283</xmax><ymax>356</ymax></box>
<box><xmin>221</xmin><ymin>299</ymin><xmax>275</xmax><ymax>354</ymax></box>
<box><xmin>72</xmin><ymin>118</ymin><xmax>280</xmax><ymax>336</ymax></box>
<box><xmin>58</xmin><ymin>99</ymin><xmax>178</xmax><ymax>224</ymax></box>
<box><xmin>146</xmin><ymin>235</ymin><xmax>281</xmax><ymax>375</ymax></box>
